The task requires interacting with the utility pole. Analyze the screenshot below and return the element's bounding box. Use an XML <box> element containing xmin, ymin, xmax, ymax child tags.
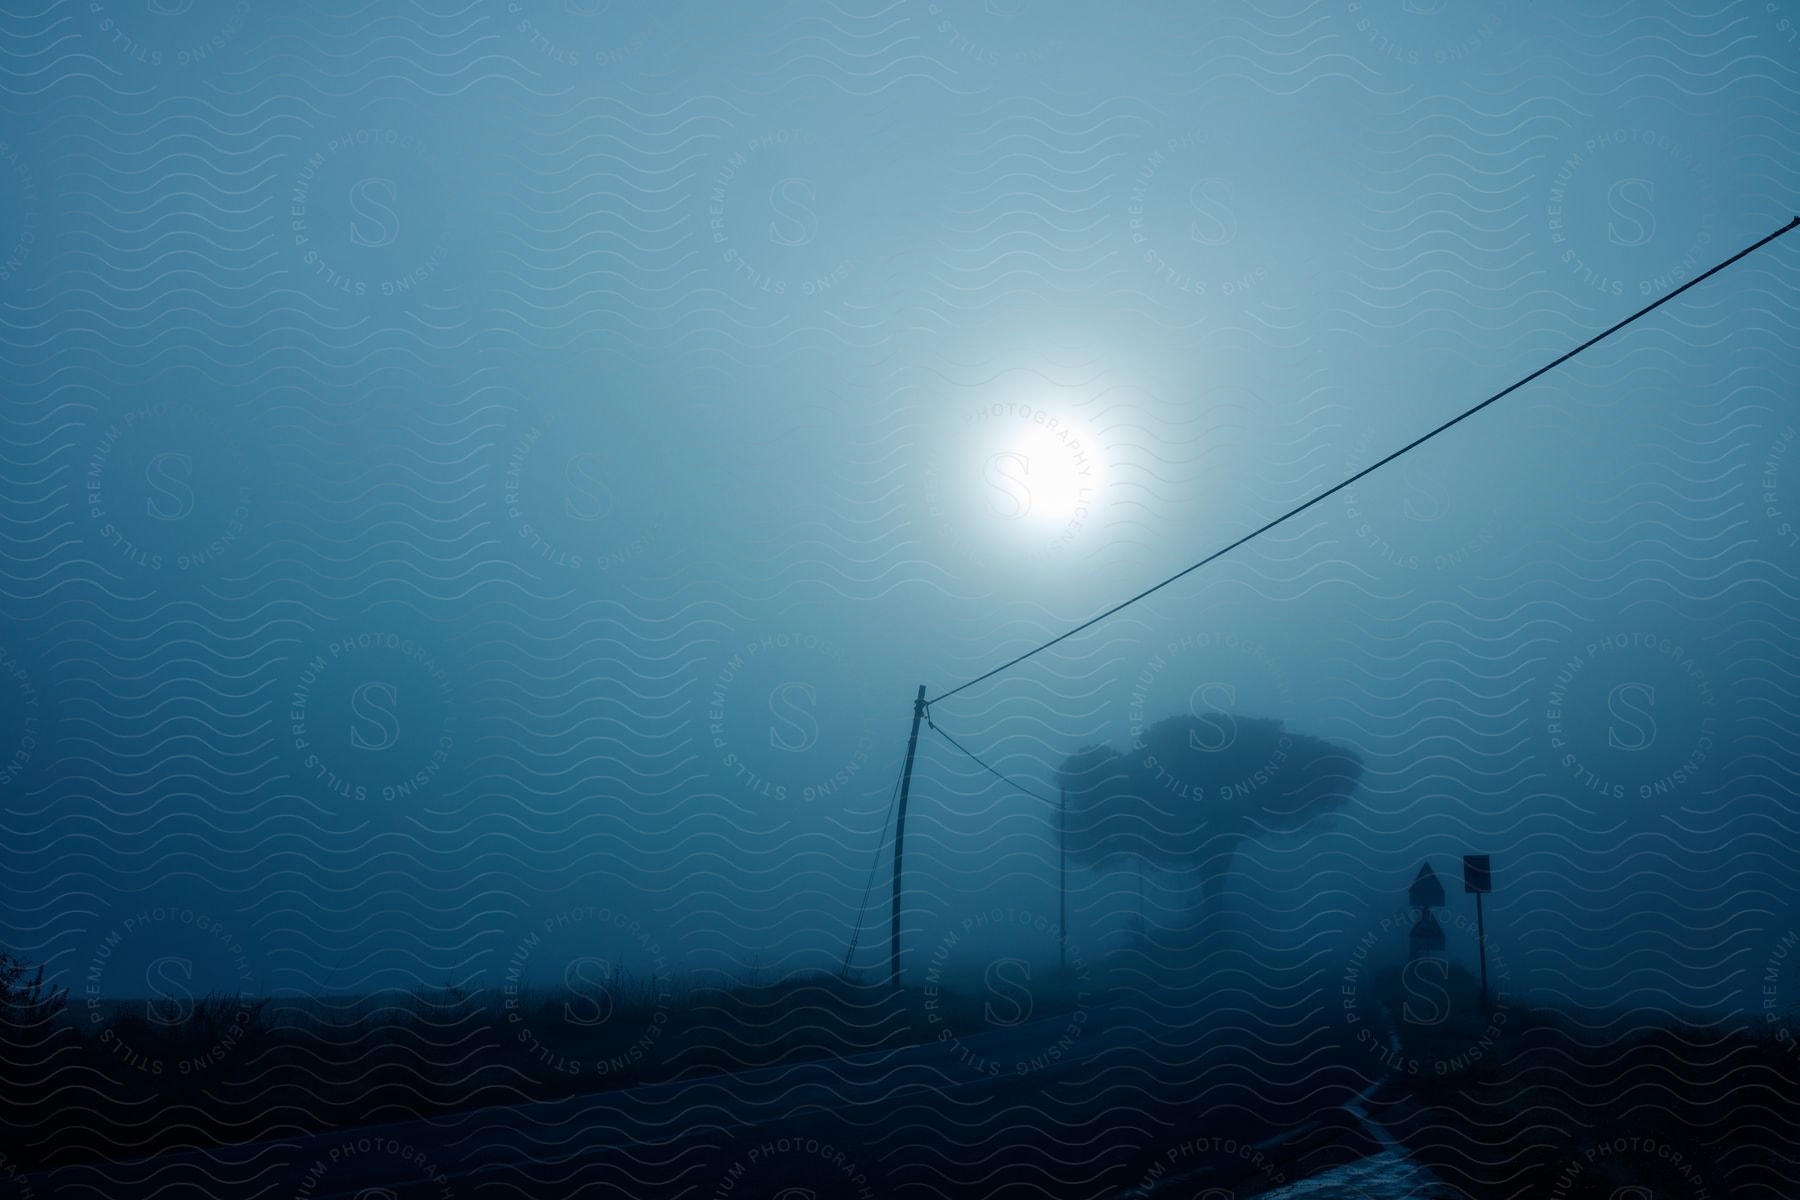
<box><xmin>1474</xmin><ymin>891</ymin><xmax>1488</xmax><ymax>1009</ymax></box>
<box><xmin>1059</xmin><ymin>786</ymin><xmax>1067</xmax><ymax>972</ymax></box>
<box><xmin>891</xmin><ymin>685</ymin><xmax>928</xmax><ymax>995</ymax></box>
<box><xmin>1464</xmin><ymin>855</ymin><xmax>1493</xmax><ymax>1013</ymax></box>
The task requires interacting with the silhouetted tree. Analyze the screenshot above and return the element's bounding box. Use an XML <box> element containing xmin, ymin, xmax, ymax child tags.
<box><xmin>1057</xmin><ymin>713</ymin><xmax>1362</xmax><ymax>922</ymax></box>
<box><xmin>0</xmin><ymin>951</ymin><xmax>65</xmax><ymax>1029</ymax></box>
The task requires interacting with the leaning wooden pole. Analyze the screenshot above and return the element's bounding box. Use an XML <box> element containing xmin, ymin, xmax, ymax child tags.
<box><xmin>1059</xmin><ymin>786</ymin><xmax>1067</xmax><ymax>971</ymax></box>
<box><xmin>891</xmin><ymin>685</ymin><xmax>928</xmax><ymax>994</ymax></box>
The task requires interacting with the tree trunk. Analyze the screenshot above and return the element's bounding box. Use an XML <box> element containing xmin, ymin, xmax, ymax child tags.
<box><xmin>1197</xmin><ymin>832</ymin><xmax>1243</xmax><ymax>924</ymax></box>
<box><xmin>1124</xmin><ymin>856</ymin><xmax>1145</xmax><ymax>936</ymax></box>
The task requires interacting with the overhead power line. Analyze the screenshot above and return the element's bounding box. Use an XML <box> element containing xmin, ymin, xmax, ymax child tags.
<box><xmin>924</xmin><ymin>709</ymin><xmax>1056</xmax><ymax>805</ymax></box>
<box><xmin>926</xmin><ymin>214</ymin><xmax>1800</xmax><ymax>710</ymax></box>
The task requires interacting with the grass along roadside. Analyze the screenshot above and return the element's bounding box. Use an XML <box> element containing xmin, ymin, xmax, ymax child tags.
<box><xmin>0</xmin><ymin>957</ymin><xmax>1102</xmax><ymax>1174</ymax></box>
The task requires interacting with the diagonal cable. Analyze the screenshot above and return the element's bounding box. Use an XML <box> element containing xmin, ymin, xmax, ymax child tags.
<box><xmin>925</xmin><ymin>708</ymin><xmax>1056</xmax><ymax>806</ymax></box>
<box><xmin>840</xmin><ymin>751</ymin><xmax>909</xmax><ymax>978</ymax></box>
<box><xmin>927</xmin><ymin>215</ymin><xmax>1800</xmax><ymax>708</ymax></box>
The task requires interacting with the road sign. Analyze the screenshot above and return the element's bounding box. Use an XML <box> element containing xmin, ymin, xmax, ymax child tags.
<box><xmin>1409</xmin><ymin>861</ymin><xmax>1445</xmax><ymax>909</ymax></box>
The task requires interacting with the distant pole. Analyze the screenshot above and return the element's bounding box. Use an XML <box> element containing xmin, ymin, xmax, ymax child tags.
<box><xmin>1059</xmin><ymin>787</ymin><xmax>1067</xmax><ymax>971</ymax></box>
<box><xmin>1463</xmin><ymin>854</ymin><xmax>1494</xmax><ymax>1015</ymax></box>
<box><xmin>891</xmin><ymin>685</ymin><xmax>928</xmax><ymax>995</ymax></box>
<box><xmin>1474</xmin><ymin>890</ymin><xmax>1489</xmax><ymax>1012</ymax></box>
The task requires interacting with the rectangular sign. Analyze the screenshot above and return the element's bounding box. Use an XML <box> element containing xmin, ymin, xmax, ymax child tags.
<box><xmin>1464</xmin><ymin>854</ymin><xmax>1492</xmax><ymax>894</ymax></box>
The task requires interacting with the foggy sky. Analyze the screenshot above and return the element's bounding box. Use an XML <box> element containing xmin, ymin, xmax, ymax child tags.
<box><xmin>0</xmin><ymin>1</ymin><xmax>1796</xmax><ymax>1035</ymax></box>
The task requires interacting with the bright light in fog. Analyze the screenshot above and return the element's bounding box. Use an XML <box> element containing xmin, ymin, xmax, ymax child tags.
<box><xmin>982</xmin><ymin>421</ymin><xmax>1099</xmax><ymax>532</ymax></box>
<box><xmin>919</xmin><ymin>395</ymin><xmax>1107</xmax><ymax>571</ymax></box>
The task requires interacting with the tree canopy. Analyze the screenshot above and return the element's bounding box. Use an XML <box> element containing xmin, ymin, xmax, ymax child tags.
<box><xmin>1055</xmin><ymin>712</ymin><xmax>1362</xmax><ymax>909</ymax></box>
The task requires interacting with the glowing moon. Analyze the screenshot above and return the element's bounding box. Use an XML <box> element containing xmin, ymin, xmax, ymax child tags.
<box><xmin>983</xmin><ymin>421</ymin><xmax>1099</xmax><ymax>532</ymax></box>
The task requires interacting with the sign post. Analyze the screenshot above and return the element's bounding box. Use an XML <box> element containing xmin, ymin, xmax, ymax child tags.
<box><xmin>1463</xmin><ymin>854</ymin><xmax>1493</xmax><ymax>1012</ymax></box>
